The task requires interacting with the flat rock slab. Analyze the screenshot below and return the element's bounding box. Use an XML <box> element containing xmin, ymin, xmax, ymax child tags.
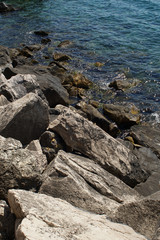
<box><xmin>40</xmin><ymin>150</ymin><xmax>140</xmax><ymax>215</ymax></box>
<box><xmin>0</xmin><ymin>136</ymin><xmax>47</xmax><ymax>199</ymax></box>
<box><xmin>0</xmin><ymin>92</ymin><xmax>49</xmax><ymax>144</ymax></box>
<box><xmin>49</xmin><ymin>105</ymin><xmax>147</xmax><ymax>187</ymax></box>
<box><xmin>8</xmin><ymin>189</ymin><xmax>147</xmax><ymax>240</ymax></box>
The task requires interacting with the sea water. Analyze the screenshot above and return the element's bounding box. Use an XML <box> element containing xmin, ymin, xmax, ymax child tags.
<box><xmin>0</xmin><ymin>0</ymin><xmax>160</xmax><ymax>121</ymax></box>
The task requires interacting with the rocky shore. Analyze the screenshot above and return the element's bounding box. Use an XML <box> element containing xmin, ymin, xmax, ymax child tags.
<box><xmin>0</xmin><ymin>25</ymin><xmax>160</xmax><ymax>240</ymax></box>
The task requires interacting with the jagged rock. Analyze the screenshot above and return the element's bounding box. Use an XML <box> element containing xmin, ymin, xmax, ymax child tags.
<box><xmin>103</xmin><ymin>103</ymin><xmax>140</xmax><ymax>127</ymax></box>
<box><xmin>57</xmin><ymin>40</ymin><xmax>72</xmax><ymax>48</ymax></box>
<box><xmin>0</xmin><ymin>92</ymin><xmax>49</xmax><ymax>144</ymax></box>
<box><xmin>26</xmin><ymin>140</ymin><xmax>43</xmax><ymax>154</ymax></box>
<box><xmin>53</xmin><ymin>52</ymin><xmax>71</xmax><ymax>62</ymax></box>
<box><xmin>109</xmin><ymin>73</ymin><xmax>139</xmax><ymax>91</ymax></box>
<box><xmin>0</xmin><ymin>2</ymin><xmax>16</xmax><ymax>13</ymax></box>
<box><xmin>0</xmin><ymin>200</ymin><xmax>15</xmax><ymax>240</ymax></box>
<box><xmin>39</xmin><ymin>131</ymin><xmax>65</xmax><ymax>162</ymax></box>
<box><xmin>48</xmin><ymin>105</ymin><xmax>148</xmax><ymax>187</ymax></box>
<box><xmin>0</xmin><ymin>46</ymin><xmax>12</xmax><ymax>70</ymax></box>
<box><xmin>34</xmin><ymin>30</ymin><xmax>49</xmax><ymax>36</ymax></box>
<box><xmin>110</xmin><ymin>192</ymin><xmax>160</xmax><ymax>239</ymax></box>
<box><xmin>0</xmin><ymin>94</ymin><xmax>9</xmax><ymax>106</ymax></box>
<box><xmin>13</xmin><ymin>65</ymin><xmax>70</xmax><ymax>107</ymax></box>
<box><xmin>76</xmin><ymin>101</ymin><xmax>119</xmax><ymax>137</ymax></box>
<box><xmin>0</xmin><ymin>73</ymin><xmax>45</xmax><ymax>102</ymax></box>
<box><xmin>40</xmin><ymin>150</ymin><xmax>140</xmax><ymax>214</ymax></box>
<box><xmin>8</xmin><ymin>189</ymin><xmax>147</xmax><ymax>240</ymax></box>
<box><xmin>129</xmin><ymin>124</ymin><xmax>160</xmax><ymax>158</ymax></box>
<box><xmin>0</xmin><ymin>136</ymin><xmax>47</xmax><ymax>199</ymax></box>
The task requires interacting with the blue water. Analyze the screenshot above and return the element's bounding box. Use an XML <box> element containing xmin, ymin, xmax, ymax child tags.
<box><xmin>0</xmin><ymin>0</ymin><xmax>160</xmax><ymax>120</ymax></box>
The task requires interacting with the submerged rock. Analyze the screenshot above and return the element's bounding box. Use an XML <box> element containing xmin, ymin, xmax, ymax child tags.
<box><xmin>0</xmin><ymin>2</ymin><xmax>16</xmax><ymax>13</ymax></box>
<box><xmin>57</xmin><ymin>40</ymin><xmax>72</xmax><ymax>48</ymax></box>
<box><xmin>53</xmin><ymin>52</ymin><xmax>71</xmax><ymax>62</ymax></box>
<box><xmin>34</xmin><ymin>30</ymin><xmax>49</xmax><ymax>36</ymax></box>
<box><xmin>8</xmin><ymin>189</ymin><xmax>147</xmax><ymax>240</ymax></box>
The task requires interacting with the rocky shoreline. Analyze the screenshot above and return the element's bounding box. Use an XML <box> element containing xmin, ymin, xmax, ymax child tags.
<box><xmin>0</xmin><ymin>15</ymin><xmax>160</xmax><ymax>239</ymax></box>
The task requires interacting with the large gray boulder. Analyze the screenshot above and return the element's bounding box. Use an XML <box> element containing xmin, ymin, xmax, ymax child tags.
<box><xmin>0</xmin><ymin>92</ymin><xmax>49</xmax><ymax>144</ymax></box>
<box><xmin>40</xmin><ymin>150</ymin><xmax>140</xmax><ymax>215</ymax></box>
<box><xmin>14</xmin><ymin>65</ymin><xmax>70</xmax><ymax>107</ymax></box>
<box><xmin>110</xmin><ymin>191</ymin><xmax>160</xmax><ymax>239</ymax></box>
<box><xmin>0</xmin><ymin>73</ymin><xmax>45</xmax><ymax>102</ymax></box>
<box><xmin>8</xmin><ymin>189</ymin><xmax>147</xmax><ymax>240</ymax></box>
<box><xmin>0</xmin><ymin>136</ymin><xmax>47</xmax><ymax>200</ymax></box>
<box><xmin>48</xmin><ymin>105</ymin><xmax>148</xmax><ymax>187</ymax></box>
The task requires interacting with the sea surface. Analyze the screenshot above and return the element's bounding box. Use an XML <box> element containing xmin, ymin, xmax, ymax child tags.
<box><xmin>0</xmin><ymin>0</ymin><xmax>160</xmax><ymax>122</ymax></box>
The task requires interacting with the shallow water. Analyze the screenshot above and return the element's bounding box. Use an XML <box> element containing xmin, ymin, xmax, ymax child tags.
<box><xmin>0</xmin><ymin>0</ymin><xmax>160</xmax><ymax>121</ymax></box>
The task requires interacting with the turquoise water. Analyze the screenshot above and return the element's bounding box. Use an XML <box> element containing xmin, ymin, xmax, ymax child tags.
<box><xmin>0</xmin><ymin>0</ymin><xmax>160</xmax><ymax>119</ymax></box>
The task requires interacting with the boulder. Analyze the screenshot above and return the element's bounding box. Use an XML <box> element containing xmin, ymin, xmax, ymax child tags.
<box><xmin>109</xmin><ymin>73</ymin><xmax>139</xmax><ymax>91</ymax></box>
<box><xmin>130</xmin><ymin>125</ymin><xmax>160</xmax><ymax>158</ymax></box>
<box><xmin>14</xmin><ymin>65</ymin><xmax>70</xmax><ymax>107</ymax></box>
<box><xmin>8</xmin><ymin>189</ymin><xmax>147</xmax><ymax>240</ymax></box>
<box><xmin>0</xmin><ymin>2</ymin><xmax>16</xmax><ymax>12</ymax></box>
<box><xmin>0</xmin><ymin>136</ymin><xmax>47</xmax><ymax>199</ymax></box>
<box><xmin>76</xmin><ymin>101</ymin><xmax>119</xmax><ymax>137</ymax></box>
<box><xmin>71</xmin><ymin>72</ymin><xmax>92</xmax><ymax>89</ymax></box>
<box><xmin>0</xmin><ymin>45</ymin><xmax>12</xmax><ymax>69</ymax></box>
<box><xmin>41</xmin><ymin>38</ymin><xmax>51</xmax><ymax>44</ymax></box>
<box><xmin>40</xmin><ymin>150</ymin><xmax>140</xmax><ymax>214</ymax></box>
<box><xmin>0</xmin><ymin>92</ymin><xmax>49</xmax><ymax>144</ymax></box>
<box><xmin>0</xmin><ymin>200</ymin><xmax>15</xmax><ymax>240</ymax></box>
<box><xmin>110</xmin><ymin>192</ymin><xmax>160</xmax><ymax>239</ymax></box>
<box><xmin>103</xmin><ymin>103</ymin><xmax>140</xmax><ymax>127</ymax></box>
<box><xmin>0</xmin><ymin>73</ymin><xmax>45</xmax><ymax>102</ymax></box>
<box><xmin>53</xmin><ymin>52</ymin><xmax>71</xmax><ymax>62</ymax></box>
<box><xmin>48</xmin><ymin>105</ymin><xmax>147</xmax><ymax>187</ymax></box>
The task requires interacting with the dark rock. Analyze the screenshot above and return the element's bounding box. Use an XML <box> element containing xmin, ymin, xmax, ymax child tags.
<box><xmin>0</xmin><ymin>92</ymin><xmax>49</xmax><ymax>145</ymax></box>
<box><xmin>57</xmin><ymin>40</ymin><xmax>72</xmax><ymax>48</ymax></box>
<box><xmin>0</xmin><ymin>135</ymin><xmax>47</xmax><ymax>200</ymax></box>
<box><xmin>14</xmin><ymin>65</ymin><xmax>70</xmax><ymax>107</ymax></box>
<box><xmin>2</xmin><ymin>67</ymin><xmax>17</xmax><ymax>79</ymax></box>
<box><xmin>40</xmin><ymin>130</ymin><xmax>65</xmax><ymax>162</ymax></box>
<box><xmin>53</xmin><ymin>52</ymin><xmax>71</xmax><ymax>62</ymax></box>
<box><xmin>40</xmin><ymin>150</ymin><xmax>140</xmax><ymax>215</ymax></box>
<box><xmin>110</xmin><ymin>192</ymin><xmax>160</xmax><ymax>239</ymax></box>
<box><xmin>41</xmin><ymin>38</ymin><xmax>51</xmax><ymax>44</ymax></box>
<box><xmin>18</xmin><ymin>47</ymin><xmax>33</xmax><ymax>58</ymax></box>
<box><xmin>48</xmin><ymin>105</ymin><xmax>148</xmax><ymax>187</ymax></box>
<box><xmin>0</xmin><ymin>200</ymin><xmax>15</xmax><ymax>240</ymax></box>
<box><xmin>129</xmin><ymin>124</ymin><xmax>160</xmax><ymax>158</ymax></box>
<box><xmin>71</xmin><ymin>72</ymin><xmax>92</xmax><ymax>89</ymax></box>
<box><xmin>0</xmin><ymin>45</ymin><xmax>12</xmax><ymax>68</ymax></box>
<box><xmin>76</xmin><ymin>101</ymin><xmax>119</xmax><ymax>137</ymax></box>
<box><xmin>103</xmin><ymin>103</ymin><xmax>141</xmax><ymax>127</ymax></box>
<box><xmin>34</xmin><ymin>30</ymin><xmax>49</xmax><ymax>36</ymax></box>
<box><xmin>109</xmin><ymin>73</ymin><xmax>139</xmax><ymax>91</ymax></box>
<box><xmin>0</xmin><ymin>2</ymin><xmax>16</xmax><ymax>13</ymax></box>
